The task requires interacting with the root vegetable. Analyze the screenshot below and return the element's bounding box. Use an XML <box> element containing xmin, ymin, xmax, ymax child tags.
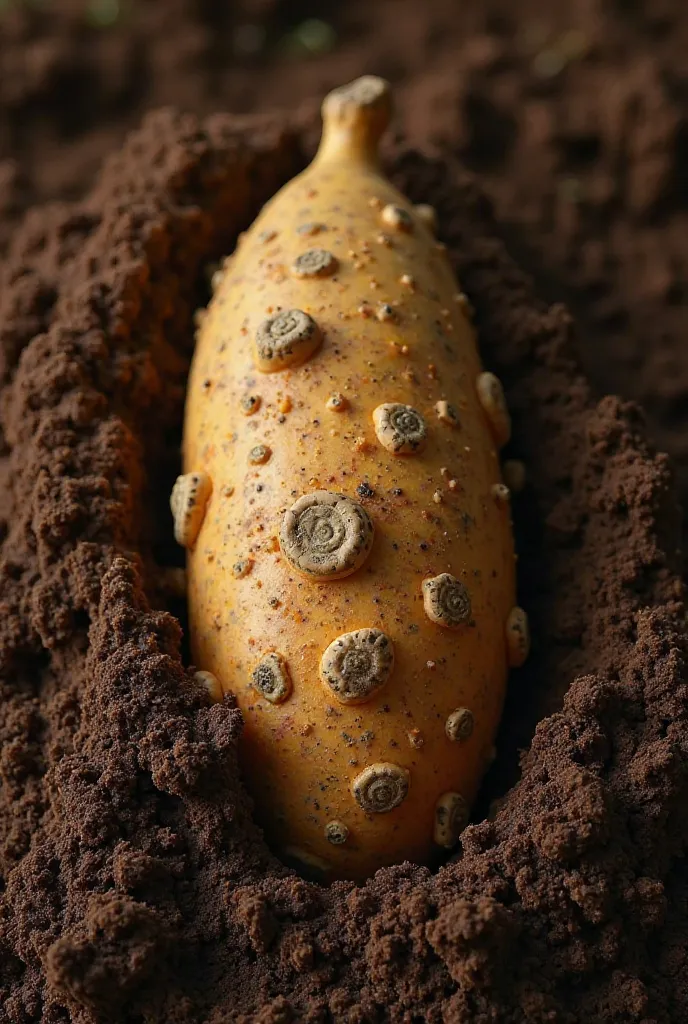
<box><xmin>179</xmin><ymin>76</ymin><xmax>529</xmax><ymax>880</ymax></box>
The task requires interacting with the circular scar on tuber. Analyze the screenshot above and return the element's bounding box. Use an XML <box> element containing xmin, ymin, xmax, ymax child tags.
<box><xmin>279</xmin><ymin>491</ymin><xmax>374</xmax><ymax>581</ymax></box>
<box><xmin>180</xmin><ymin>74</ymin><xmax>528</xmax><ymax>881</ymax></box>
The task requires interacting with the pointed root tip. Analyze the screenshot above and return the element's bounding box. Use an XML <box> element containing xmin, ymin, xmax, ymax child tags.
<box><xmin>321</xmin><ymin>75</ymin><xmax>392</xmax><ymax>134</ymax></box>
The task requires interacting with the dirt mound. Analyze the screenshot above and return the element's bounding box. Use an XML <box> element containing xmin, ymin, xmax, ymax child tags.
<box><xmin>1</xmin><ymin>104</ymin><xmax>687</xmax><ymax>1022</ymax></box>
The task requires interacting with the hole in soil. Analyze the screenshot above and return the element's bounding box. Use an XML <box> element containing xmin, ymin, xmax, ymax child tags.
<box><xmin>146</xmin><ymin>159</ymin><xmax>556</xmax><ymax>885</ymax></box>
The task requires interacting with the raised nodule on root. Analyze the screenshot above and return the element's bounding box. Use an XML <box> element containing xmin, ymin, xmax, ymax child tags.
<box><xmin>506</xmin><ymin>606</ymin><xmax>530</xmax><ymax>667</ymax></box>
<box><xmin>414</xmin><ymin>203</ymin><xmax>438</xmax><ymax>233</ymax></box>
<box><xmin>170</xmin><ymin>471</ymin><xmax>212</xmax><ymax>548</ymax></box>
<box><xmin>434</xmin><ymin>792</ymin><xmax>469</xmax><ymax>848</ymax></box>
<box><xmin>435</xmin><ymin>399</ymin><xmax>460</xmax><ymax>427</ymax></box>
<box><xmin>255</xmin><ymin>309</ymin><xmax>322</xmax><ymax>372</ymax></box>
<box><xmin>477</xmin><ymin>371</ymin><xmax>511</xmax><ymax>448</ymax></box>
<box><xmin>248</xmin><ymin>444</ymin><xmax>271</xmax><ymax>465</ymax></box>
<box><xmin>422</xmin><ymin>573</ymin><xmax>472</xmax><ymax>628</ymax></box>
<box><xmin>491</xmin><ymin>482</ymin><xmax>511</xmax><ymax>504</ymax></box>
<box><xmin>352</xmin><ymin>762</ymin><xmax>409</xmax><ymax>813</ymax></box>
<box><xmin>251</xmin><ymin>653</ymin><xmax>293</xmax><ymax>704</ymax></box>
<box><xmin>240</xmin><ymin>394</ymin><xmax>261</xmax><ymax>415</ymax></box>
<box><xmin>373</xmin><ymin>403</ymin><xmax>426</xmax><ymax>454</ymax></box>
<box><xmin>320</xmin><ymin>628</ymin><xmax>393</xmax><ymax>704</ymax></box>
<box><xmin>291</xmin><ymin>248</ymin><xmax>338</xmax><ymax>278</ymax></box>
<box><xmin>381</xmin><ymin>204</ymin><xmax>413</xmax><ymax>233</ymax></box>
<box><xmin>326</xmin><ymin>392</ymin><xmax>349</xmax><ymax>412</ymax></box>
<box><xmin>194</xmin><ymin>670</ymin><xmax>223</xmax><ymax>704</ymax></box>
<box><xmin>280</xmin><ymin>491</ymin><xmax>374</xmax><ymax>580</ymax></box>
<box><xmin>325</xmin><ymin>820</ymin><xmax>350</xmax><ymax>845</ymax></box>
<box><xmin>445</xmin><ymin>708</ymin><xmax>474</xmax><ymax>742</ymax></box>
<box><xmin>376</xmin><ymin>302</ymin><xmax>396</xmax><ymax>322</ymax></box>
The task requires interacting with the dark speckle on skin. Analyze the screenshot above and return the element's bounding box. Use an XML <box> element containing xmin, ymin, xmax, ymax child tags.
<box><xmin>357</xmin><ymin>482</ymin><xmax>375</xmax><ymax>499</ymax></box>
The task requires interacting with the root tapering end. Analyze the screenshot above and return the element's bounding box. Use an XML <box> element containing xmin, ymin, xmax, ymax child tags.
<box><xmin>318</xmin><ymin>76</ymin><xmax>392</xmax><ymax>165</ymax></box>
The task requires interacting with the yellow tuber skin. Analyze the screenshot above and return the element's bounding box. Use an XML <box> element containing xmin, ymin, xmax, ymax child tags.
<box><xmin>180</xmin><ymin>77</ymin><xmax>528</xmax><ymax>881</ymax></box>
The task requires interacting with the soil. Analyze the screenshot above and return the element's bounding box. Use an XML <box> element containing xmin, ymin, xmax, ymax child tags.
<box><xmin>1</xmin><ymin>1</ymin><xmax>688</xmax><ymax>1022</ymax></box>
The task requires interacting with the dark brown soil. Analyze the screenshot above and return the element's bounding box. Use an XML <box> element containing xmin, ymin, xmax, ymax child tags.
<box><xmin>1</xmin><ymin>1</ymin><xmax>688</xmax><ymax>1022</ymax></box>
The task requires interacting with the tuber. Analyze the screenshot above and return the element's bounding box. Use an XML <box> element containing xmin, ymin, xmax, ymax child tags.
<box><xmin>176</xmin><ymin>76</ymin><xmax>529</xmax><ymax>881</ymax></box>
